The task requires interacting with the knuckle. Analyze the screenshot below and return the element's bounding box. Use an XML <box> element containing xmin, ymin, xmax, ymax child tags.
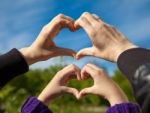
<box><xmin>101</xmin><ymin>23</ymin><xmax>106</xmax><ymax>28</ymax></box>
<box><xmin>82</xmin><ymin>12</ymin><xmax>90</xmax><ymax>17</ymax></box>
<box><xmin>80</xmin><ymin>16</ymin><xmax>85</xmax><ymax>21</ymax></box>
<box><xmin>42</xmin><ymin>25</ymin><xmax>48</xmax><ymax>31</ymax></box>
<box><xmin>56</xmin><ymin>70</ymin><xmax>61</xmax><ymax>75</ymax></box>
<box><xmin>57</xmin><ymin>13</ymin><xmax>65</xmax><ymax>18</ymax></box>
<box><xmin>95</xmin><ymin>69</ymin><xmax>104</xmax><ymax>75</ymax></box>
<box><xmin>54</xmin><ymin>18</ymin><xmax>65</xmax><ymax>25</ymax></box>
<box><xmin>70</xmin><ymin>64</ymin><xmax>76</xmax><ymax>69</ymax></box>
<box><xmin>41</xmin><ymin>25</ymin><xmax>49</xmax><ymax>35</ymax></box>
<box><xmin>111</xmin><ymin>26</ymin><xmax>117</xmax><ymax>31</ymax></box>
<box><xmin>98</xmin><ymin>23</ymin><xmax>106</xmax><ymax>30</ymax></box>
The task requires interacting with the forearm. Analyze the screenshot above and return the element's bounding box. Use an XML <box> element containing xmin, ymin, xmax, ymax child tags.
<box><xmin>0</xmin><ymin>48</ymin><xmax>29</xmax><ymax>87</ymax></box>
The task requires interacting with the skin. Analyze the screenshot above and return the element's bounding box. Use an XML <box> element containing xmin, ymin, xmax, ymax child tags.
<box><xmin>75</xmin><ymin>12</ymin><xmax>138</xmax><ymax>62</ymax></box>
<box><xmin>20</xmin><ymin>12</ymin><xmax>137</xmax><ymax>64</ymax></box>
<box><xmin>38</xmin><ymin>64</ymin><xmax>128</xmax><ymax>106</ymax></box>
<box><xmin>38</xmin><ymin>64</ymin><xmax>81</xmax><ymax>105</ymax></box>
<box><xmin>18</xmin><ymin>13</ymin><xmax>131</xmax><ymax>106</ymax></box>
<box><xmin>20</xmin><ymin>14</ymin><xmax>77</xmax><ymax>65</ymax></box>
<box><xmin>79</xmin><ymin>63</ymin><xmax>128</xmax><ymax>106</ymax></box>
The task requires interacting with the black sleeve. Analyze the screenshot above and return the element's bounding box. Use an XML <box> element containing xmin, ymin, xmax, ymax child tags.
<box><xmin>117</xmin><ymin>48</ymin><xmax>150</xmax><ymax>113</ymax></box>
<box><xmin>133</xmin><ymin>63</ymin><xmax>150</xmax><ymax>113</ymax></box>
<box><xmin>0</xmin><ymin>48</ymin><xmax>29</xmax><ymax>87</ymax></box>
<box><xmin>117</xmin><ymin>48</ymin><xmax>150</xmax><ymax>81</ymax></box>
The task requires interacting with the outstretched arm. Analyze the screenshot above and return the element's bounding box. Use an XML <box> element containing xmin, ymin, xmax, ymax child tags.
<box><xmin>78</xmin><ymin>63</ymin><xmax>141</xmax><ymax>113</ymax></box>
<box><xmin>0</xmin><ymin>14</ymin><xmax>76</xmax><ymax>87</ymax></box>
<box><xmin>21</xmin><ymin>64</ymin><xmax>80</xmax><ymax>113</ymax></box>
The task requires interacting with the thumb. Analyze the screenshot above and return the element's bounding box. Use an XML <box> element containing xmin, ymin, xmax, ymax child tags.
<box><xmin>61</xmin><ymin>86</ymin><xmax>79</xmax><ymax>98</ymax></box>
<box><xmin>76</xmin><ymin>47</ymin><xmax>94</xmax><ymax>60</ymax></box>
<box><xmin>50</xmin><ymin>47</ymin><xmax>76</xmax><ymax>58</ymax></box>
<box><xmin>78</xmin><ymin>87</ymin><xmax>93</xmax><ymax>99</ymax></box>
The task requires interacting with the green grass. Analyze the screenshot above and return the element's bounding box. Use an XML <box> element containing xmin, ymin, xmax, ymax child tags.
<box><xmin>50</xmin><ymin>104</ymin><xmax>106</xmax><ymax>113</ymax></box>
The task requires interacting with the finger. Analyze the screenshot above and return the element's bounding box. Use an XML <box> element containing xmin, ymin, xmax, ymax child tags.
<box><xmin>62</xmin><ymin>15</ymin><xmax>74</xmax><ymax>23</ymax></box>
<box><xmin>86</xmin><ymin>63</ymin><xmax>102</xmax><ymax>71</ymax></box>
<box><xmin>60</xmin><ymin>64</ymin><xmax>81</xmax><ymax>80</ymax></box>
<box><xmin>86</xmin><ymin>63</ymin><xmax>106</xmax><ymax>75</ymax></box>
<box><xmin>78</xmin><ymin>87</ymin><xmax>93</xmax><ymax>99</ymax></box>
<box><xmin>62</xmin><ymin>15</ymin><xmax>76</xmax><ymax>32</ymax></box>
<box><xmin>48</xmin><ymin>14</ymin><xmax>75</xmax><ymax>32</ymax></box>
<box><xmin>92</xmin><ymin>14</ymin><xmax>100</xmax><ymax>20</ymax></box>
<box><xmin>65</xmin><ymin>64</ymin><xmax>81</xmax><ymax>80</ymax></box>
<box><xmin>81</xmin><ymin>64</ymin><xmax>96</xmax><ymax>79</ymax></box>
<box><xmin>81</xmin><ymin>12</ymin><xmax>99</xmax><ymax>27</ymax></box>
<box><xmin>62</xmin><ymin>86</ymin><xmax>79</xmax><ymax>99</ymax></box>
<box><xmin>49</xmin><ymin>40</ymin><xmax>57</xmax><ymax>47</ymax></box>
<box><xmin>92</xmin><ymin>14</ymin><xmax>104</xmax><ymax>23</ymax></box>
<box><xmin>49</xmin><ymin>47</ymin><xmax>76</xmax><ymax>58</ymax></box>
<box><xmin>74</xmin><ymin>16</ymin><xmax>94</xmax><ymax>35</ymax></box>
<box><xmin>58</xmin><ymin>19</ymin><xmax>75</xmax><ymax>31</ymax></box>
<box><xmin>81</xmin><ymin>70</ymin><xmax>91</xmax><ymax>80</ymax></box>
<box><xmin>76</xmin><ymin>47</ymin><xmax>94</xmax><ymax>60</ymax></box>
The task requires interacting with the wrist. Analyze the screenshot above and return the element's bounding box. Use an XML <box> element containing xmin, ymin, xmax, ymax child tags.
<box><xmin>19</xmin><ymin>47</ymin><xmax>37</xmax><ymax>65</ymax></box>
<box><xmin>107</xmin><ymin>93</ymin><xmax>128</xmax><ymax>106</ymax></box>
<box><xmin>38</xmin><ymin>91</ymin><xmax>55</xmax><ymax>105</ymax></box>
<box><xmin>38</xmin><ymin>95</ymin><xmax>49</xmax><ymax>105</ymax></box>
<box><xmin>115</xmin><ymin>43</ymin><xmax>138</xmax><ymax>62</ymax></box>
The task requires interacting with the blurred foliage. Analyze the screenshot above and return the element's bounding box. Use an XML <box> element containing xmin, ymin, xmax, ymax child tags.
<box><xmin>0</xmin><ymin>65</ymin><xmax>135</xmax><ymax>113</ymax></box>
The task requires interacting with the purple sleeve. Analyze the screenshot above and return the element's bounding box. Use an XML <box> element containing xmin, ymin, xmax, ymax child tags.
<box><xmin>21</xmin><ymin>96</ymin><xmax>53</xmax><ymax>113</ymax></box>
<box><xmin>106</xmin><ymin>103</ymin><xmax>141</xmax><ymax>113</ymax></box>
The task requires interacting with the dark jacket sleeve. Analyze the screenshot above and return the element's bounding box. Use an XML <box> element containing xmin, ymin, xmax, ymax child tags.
<box><xmin>117</xmin><ymin>48</ymin><xmax>150</xmax><ymax>113</ymax></box>
<box><xmin>0</xmin><ymin>48</ymin><xmax>29</xmax><ymax>87</ymax></box>
<box><xmin>21</xmin><ymin>97</ymin><xmax>53</xmax><ymax>113</ymax></box>
<box><xmin>117</xmin><ymin>48</ymin><xmax>150</xmax><ymax>81</ymax></box>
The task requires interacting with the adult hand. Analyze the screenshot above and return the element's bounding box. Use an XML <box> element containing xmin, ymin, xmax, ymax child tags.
<box><xmin>75</xmin><ymin>12</ymin><xmax>138</xmax><ymax>62</ymax></box>
<box><xmin>78</xmin><ymin>63</ymin><xmax>128</xmax><ymax>106</ymax></box>
<box><xmin>20</xmin><ymin>14</ymin><xmax>76</xmax><ymax>65</ymax></box>
<box><xmin>38</xmin><ymin>64</ymin><xmax>81</xmax><ymax>105</ymax></box>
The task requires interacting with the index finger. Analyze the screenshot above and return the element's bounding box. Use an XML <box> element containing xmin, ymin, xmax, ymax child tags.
<box><xmin>81</xmin><ymin>64</ymin><xmax>96</xmax><ymax>79</ymax></box>
<box><xmin>59</xmin><ymin>64</ymin><xmax>81</xmax><ymax>80</ymax></box>
<box><xmin>50</xmin><ymin>14</ymin><xmax>75</xmax><ymax>31</ymax></box>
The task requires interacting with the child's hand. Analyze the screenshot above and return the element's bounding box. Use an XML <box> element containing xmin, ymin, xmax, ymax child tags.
<box><xmin>79</xmin><ymin>63</ymin><xmax>128</xmax><ymax>106</ymax></box>
<box><xmin>20</xmin><ymin>14</ymin><xmax>76</xmax><ymax>65</ymax></box>
<box><xmin>38</xmin><ymin>64</ymin><xmax>81</xmax><ymax>105</ymax></box>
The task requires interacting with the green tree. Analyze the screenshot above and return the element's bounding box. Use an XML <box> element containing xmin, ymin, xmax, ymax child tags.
<box><xmin>0</xmin><ymin>65</ymin><xmax>135</xmax><ymax>113</ymax></box>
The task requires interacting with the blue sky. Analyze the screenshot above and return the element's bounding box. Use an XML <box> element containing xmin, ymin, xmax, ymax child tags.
<box><xmin>0</xmin><ymin>0</ymin><xmax>150</xmax><ymax>75</ymax></box>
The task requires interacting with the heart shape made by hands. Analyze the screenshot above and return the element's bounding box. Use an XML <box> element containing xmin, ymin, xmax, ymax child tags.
<box><xmin>60</xmin><ymin>63</ymin><xmax>121</xmax><ymax>103</ymax></box>
<box><xmin>62</xmin><ymin>64</ymin><xmax>106</xmax><ymax>100</ymax></box>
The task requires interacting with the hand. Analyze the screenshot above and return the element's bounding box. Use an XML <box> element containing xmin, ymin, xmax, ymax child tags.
<box><xmin>20</xmin><ymin>14</ymin><xmax>76</xmax><ymax>65</ymax></box>
<box><xmin>75</xmin><ymin>12</ymin><xmax>138</xmax><ymax>62</ymax></box>
<box><xmin>79</xmin><ymin>63</ymin><xmax>128</xmax><ymax>106</ymax></box>
<box><xmin>38</xmin><ymin>64</ymin><xmax>81</xmax><ymax>105</ymax></box>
